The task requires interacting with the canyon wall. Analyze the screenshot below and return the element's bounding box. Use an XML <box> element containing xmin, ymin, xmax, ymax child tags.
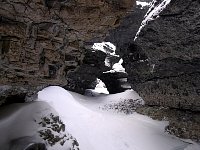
<box><xmin>110</xmin><ymin>0</ymin><xmax>200</xmax><ymax>111</ymax></box>
<box><xmin>0</xmin><ymin>0</ymin><xmax>135</xmax><ymax>103</ymax></box>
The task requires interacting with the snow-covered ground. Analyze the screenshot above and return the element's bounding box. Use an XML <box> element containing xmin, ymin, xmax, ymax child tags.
<box><xmin>0</xmin><ymin>86</ymin><xmax>199</xmax><ymax>150</ymax></box>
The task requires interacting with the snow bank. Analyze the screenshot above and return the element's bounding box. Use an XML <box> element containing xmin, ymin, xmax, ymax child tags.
<box><xmin>0</xmin><ymin>86</ymin><xmax>199</xmax><ymax>150</ymax></box>
<box><xmin>37</xmin><ymin>86</ymin><xmax>200</xmax><ymax>150</ymax></box>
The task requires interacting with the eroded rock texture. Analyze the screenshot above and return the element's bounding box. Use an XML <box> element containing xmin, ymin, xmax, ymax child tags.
<box><xmin>121</xmin><ymin>0</ymin><xmax>200</xmax><ymax>111</ymax></box>
<box><xmin>99</xmin><ymin>72</ymin><xmax>131</xmax><ymax>94</ymax></box>
<box><xmin>65</xmin><ymin>50</ymin><xmax>108</xmax><ymax>94</ymax></box>
<box><xmin>105</xmin><ymin>0</ymin><xmax>200</xmax><ymax>140</ymax></box>
<box><xmin>106</xmin><ymin>0</ymin><xmax>149</xmax><ymax>51</ymax></box>
<box><xmin>0</xmin><ymin>0</ymin><xmax>135</xmax><ymax>103</ymax></box>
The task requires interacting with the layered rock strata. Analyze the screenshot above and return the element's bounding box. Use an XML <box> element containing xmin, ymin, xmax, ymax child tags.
<box><xmin>0</xmin><ymin>0</ymin><xmax>135</xmax><ymax>103</ymax></box>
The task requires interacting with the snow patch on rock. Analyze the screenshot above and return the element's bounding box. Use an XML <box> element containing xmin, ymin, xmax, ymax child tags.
<box><xmin>104</xmin><ymin>58</ymin><xmax>126</xmax><ymax>73</ymax></box>
<box><xmin>85</xmin><ymin>79</ymin><xmax>109</xmax><ymax>96</ymax></box>
<box><xmin>92</xmin><ymin>42</ymin><xmax>118</xmax><ymax>57</ymax></box>
<box><xmin>134</xmin><ymin>0</ymin><xmax>171</xmax><ymax>40</ymax></box>
<box><xmin>136</xmin><ymin>1</ymin><xmax>151</xmax><ymax>9</ymax></box>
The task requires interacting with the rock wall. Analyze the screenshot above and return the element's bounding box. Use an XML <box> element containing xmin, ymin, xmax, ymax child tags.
<box><xmin>106</xmin><ymin>1</ymin><xmax>149</xmax><ymax>51</ymax></box>
<box><xmin>65</xmin><ymin>50</ymin><xmax>108</xmax><ymax>94</ymax></box>
<box><xmin>120</xmin><ymin>0</ymin><xmax>200</xmax><ymax>111</ymax></box>
<box><xmin>0</xmin><ymin>0</ymin><xmax>135</xmax><ymax>103</ymax></box>
<box><xmin>99</xmin><ymin>72</ymin><xmax>130</xmax><ymax>94</ymax></box>
<box><xmin>105</xmin><ymin>0</ymin><xmax>200</xmax><ymax>140</ymax></box>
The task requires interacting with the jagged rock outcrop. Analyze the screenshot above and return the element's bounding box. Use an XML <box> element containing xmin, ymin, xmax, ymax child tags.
<box><xmin>129</xmin><ymin>0</ymin><xmax>200</xmax><ymax>111</ymax></box>
<box><xmin>0</xmin><ymin>0</ymin><xmax>135</xmax><ymax>103</ymax></box>
<box><xmin>99</xmin><ymin>72</ymin><xmax>131</xmax><ymax>94</ymax></box>
<box><xmin>109</xmin><ymin>0</ymin><xmax>200</xmax><ymax>111</ymax></box>
<box><xmin>65</xmin><ymin>50</ymin><xmax>108</xmax><ymax>94</ymax></box>
<box><xmin>0</xmin><ymin>85</ymin><xmax>41</xmax><ymax>105</ymax></box>
<box><xmin>106</xmin><ymin>0</ymin><xmax>200</xmax><ymax>140</ymax></box>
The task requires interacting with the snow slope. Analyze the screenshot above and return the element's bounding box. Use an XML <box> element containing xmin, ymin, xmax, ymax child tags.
<box><xmin>0</xmin><ymin>86</ymin><xmax>199</xmax><ymax>150</ymax></box>
<box><xmin>0</xmin><ymin>102</ymin><xmax>53</xmax><ymax>150</ymax></box>
<box><xmin>37</xmin><ymin>86</ymin><xmax>200</xmax><ymax>150</ymax></box>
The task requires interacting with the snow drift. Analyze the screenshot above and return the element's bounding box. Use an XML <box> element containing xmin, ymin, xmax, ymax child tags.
<box><xmin>0</xmin><ymin>86</ymin><xmax>199</xmax><ymax>150</ymax></box>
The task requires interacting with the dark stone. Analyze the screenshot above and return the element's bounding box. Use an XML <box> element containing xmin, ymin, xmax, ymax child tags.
<box><xmin>109</xmin><ymin>0</ymin><xmax>200</xmax><ymax>111</ymax></box>
<box><xmin>0</xmin><ymin>85</ymin><xmax>46</xmax><ymax>106</ymax></box>
<box><xmin>105</xmin><ymin>2</ymin><xmax>149</xmax><ymax>53</ymax></box>
<box><xmin>48</xmin><ymin>65</ymin><xmax>58</xmax><ymax>79</ymax></box>
<box><xmin>65</xmin><ymin>50</ymin><xmax>108</xmax><ymax>94</ymax></box>
<box><xmin>25</xmin><ymin>143</ymin><xmax>47</xmax><ymax>150</ymax></box>
<box><xmin>10</xmin><ymin>136</ymin><xmax>47</xmax><ymax>150</ymax></box>
<box><xmin>0</xmin><ymin>36</ymin><xmax>10</xmax><ymax>55</ymax></box>
<box><xmin>99</xmin><ymin>72</ymin><xmax>131</xmax><ymax>94</ymax></box>
<box><xmin>0</xmin><ymin>0</ymin><xmax>135</xmax><ymax>104</ymax></box>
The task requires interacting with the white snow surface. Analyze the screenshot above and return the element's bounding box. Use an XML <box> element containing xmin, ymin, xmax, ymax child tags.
<box><xmin>94</xmin><ymin>78</ymin><xmax>109</xmax><ymax>94</ymax></box>
<box><xmin>85</xmin><ymin>78</ymin><xmax>109</xmax><ymax>96</ymax></box>
<box><xmin>111</xmin><ymin>58</ymin><xmax>125</xmax><ymax>72</ymax></box>
<box><xmin>0</xmin><ymin>86</ymin><xmax>199</xmax><ymax>150</ymax></box>
<box><xmin>36</xmin><ymin>86</ymin><xmax>200</xmax><ymax>150</ymax></box>
<box><xmin>104</xmin><ymin>58</ymin><xmax>126</xmax><ymax>73</ymax></box>
<box><xmin>136</xmin><ymin>1</ymin><xmax>151</xmax><ymax>9</ymax></box>
<box><xmin>92</xmin><ymin>42</ymin><xmax>118</xmax><ymax>56</ymax></box>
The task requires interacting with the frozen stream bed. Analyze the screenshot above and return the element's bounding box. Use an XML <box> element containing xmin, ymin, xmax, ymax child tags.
<box><xmin>0</xmin><ymin>86</ymin><xmax>199</xmax><ymax>150</ymax></box>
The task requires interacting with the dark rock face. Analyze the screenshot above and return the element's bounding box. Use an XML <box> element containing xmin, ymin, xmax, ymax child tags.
<box><xmin>0</xmin><ymin>85</ymin><xmax>45</xmax><ymax>105</ymax></box>
<box><xmin>25</xmin><ymin>143</ymin><xmax>47</xmax><ymax>150</ymax></box>
<box><xmin>99</xmin><ymin>72</ymin><xmax>131</xmax><ymax>94</ymax></box>
<box><xmin>119</xmin><ymin>0</ymin><xmax>200</xmax><ymax>111</ymax></box>
<box><xmin>107</xmin><ymin>0</ymin><xmax>200</xmax><ymax>140</ymax></box>
<box><xmin>103</xmin><ymin>0</ymin><xmax>150</xmax><ymax>93</ymax></box>
<box><xmin>10</xmin><ymin>136</ymin><xmax>47</xmax><ymax>150</ymax></box>
<box><xmin>65</xmin><ymin>50</ymin><xmax>108</xmax><ymax>94</ymax></box>
<box><xmin>0</xmin><ymin>0</ymin><xmax>135</xmax><ymax>103</ymax></box>
<box><xmin>106</xmin><ymin>2</ymin><xmax>149</xmax><ymax>51</ymax></box>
